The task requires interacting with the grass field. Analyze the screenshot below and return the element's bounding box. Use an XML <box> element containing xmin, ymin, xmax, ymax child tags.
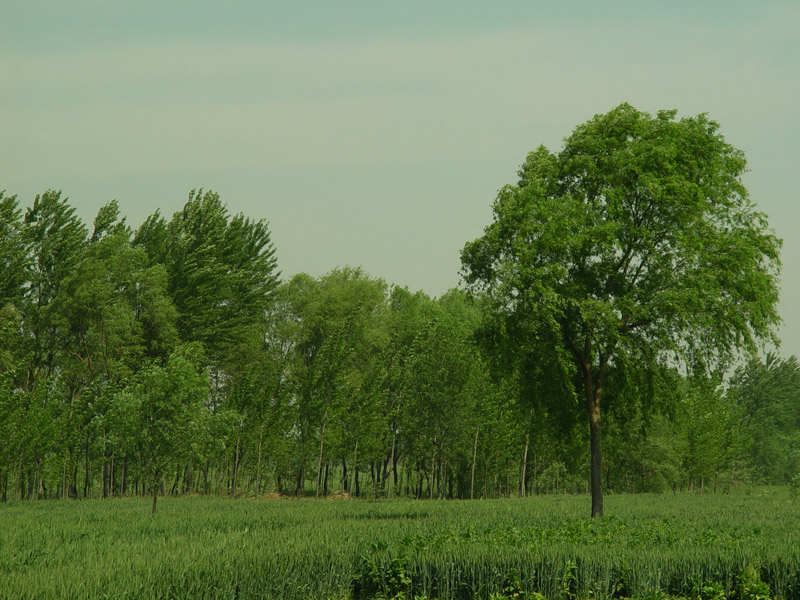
<box><xmin>1</xmin><ymin>488</ymin><xmax>798</xmax><ymax>600</ymax></box>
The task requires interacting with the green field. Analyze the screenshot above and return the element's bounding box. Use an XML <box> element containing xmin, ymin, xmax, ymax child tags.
<box><xmin>1</xmin><ymin>488</ymin><xmax>798</xmax><ymax>600</ymax></box>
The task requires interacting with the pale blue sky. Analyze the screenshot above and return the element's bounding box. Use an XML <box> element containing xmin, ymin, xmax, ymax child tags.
<box><xmin>2</xmin><ymin>2</ymin><xmax>799</xmax><ymax>356</ymax></box>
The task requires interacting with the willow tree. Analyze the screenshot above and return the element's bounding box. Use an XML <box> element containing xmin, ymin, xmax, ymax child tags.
<box><xmin>461</xmin><ymin>103</ymin><xmax>781</xmax><ymax>517</ymax></box>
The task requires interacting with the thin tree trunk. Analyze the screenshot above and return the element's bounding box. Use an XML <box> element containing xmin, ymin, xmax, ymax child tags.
<box><xmin>482</xmin><ymin>455</ymin><xmax>488</xmax><ymax>499</ymax></box>
<box><xmin>315</xmin><ymin>409</ymin><xmax>328</xmax><ymax>500</ymax></box>
<box><xmin>102</xmin><ymin>434</ymin><xmax>111</xmax><ymax>499</ymax></box>
<box><xmin>255</xmin><ymin>423</ymin><xmax>265</xmax><ymax>499</ymax></box>
<box><xmin>102</xmin><ymin>461</ymin><xmax>109</xmax><ymax>499</ymax></box>
<box><xmin>16</xmin><ymin>453</ymin><xmax>23</xmax><ymax>501</ymax></box>
<box><xmin>70</xmin><ymin>462</ymin><xmax>78</xmax><ymax>499</ymax></box>
<box><xmin>62</xmin><ymin>448</ymin><xmax>69</xmax><ymax>500</ymax></box>
<box><xmin>83</xmin><ymin>433</ymin><xmax>91</xmax><ymax>499</ymax></box>
<box><xmin>440</xmin><ymin>457</ymin><xmax>446</xmax><ymax>499</ymax></box>
<box><xmin>349</xmin><ymin>439</ymin><xmax>359</xmax><ymax>496</ymax></box>
<box><xmin>232</xmin><ymin>432</ymin><xmax>241</xmax><ymax>496</ymax></box>
<box><xmin>429</xmin><ymin>452</ymin><xmax>435</xmax><ymax>500</ymax></box>
<box><xmin>37</xmin><ymin>460</ymin><xmax>46</xmax><ymax>499</ymax></box>
<box><xmin>385</xmin><ymin>428</ymin><xmax>397</xmax><ymax>499</ymax></box>
<box><xmin>520</xmin><ymin>430</ymin><xmax>530</xmax><ymax>498</ymax></box>
<box><xmin>296</xmin><ymin>461</ymin><xmax>305</xmax><ymax>497</ymax></box>
<box><xmin>61</xmin><ymin>391</ymin><xmax>76</xmax><ymax>500</ymax></box>
<box><xmin>170</xmin><ymin>466</ymin><xmax>180</xmax><ymax>496</ymax></box>
<box><xmin>470</xmin><ymin>428</ymin><xmax>479</xmax><ymax>500</ymax></box>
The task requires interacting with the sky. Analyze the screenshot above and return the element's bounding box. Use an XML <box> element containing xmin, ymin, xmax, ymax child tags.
<box><xmin>2</xmin><ymin>1</ymin><xmax>799</xmax><ymax>357</ymax></box>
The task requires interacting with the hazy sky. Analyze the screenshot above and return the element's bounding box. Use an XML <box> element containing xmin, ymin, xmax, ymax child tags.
<box><xmin>2</xmin><ymin>2</ymin><xmax>799</xmax><ymax>356</ymax></box>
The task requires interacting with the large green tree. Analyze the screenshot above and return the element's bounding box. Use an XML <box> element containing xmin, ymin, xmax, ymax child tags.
<box><xmin>111</xmin><ymin>344</ymin><xmax>210</xmax><ymax>513</ymax></box>
<box><xmin>134</xmin><ymin>189</ymin><xmax>279</xmax><ymax>364</ymax></box>
<box><xmin>22</xmin><ymin>190</ymin><xmax>88</xmax><ymax>388</ymax></box>
<box><xmin>0</xmin><ymin>192</ymin><xmax>28</xmax><ymax>500</ymax></box>
<box><xmin>18</xmin><ymin>191</ymin><xmax>88</xmax><ymax>499</ymax></box>
<box><xmin>57</xmin><ymin>201</ymin><xmax>178</xmax><ymax>499</ymax></box>
<box><xmin>462</xmin><ymin>104</ymin><xmax>781</xmax><ymax>516</ymax></box>
<box><xmin>281</xmin><ymin>268</ymin><xmax>388</xmax><ymax>498</ymax></box>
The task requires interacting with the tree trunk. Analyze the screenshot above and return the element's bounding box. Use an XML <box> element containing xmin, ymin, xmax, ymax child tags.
<box><xmin>429</xmin><ymin>452</ymin><xmax>436</xmax><ymax>500</ymax></box>
<box><xmin>585</xmin><ymin>371</ymin><xmax>603</xmax><ymax>518</ymax></box>
<box><xmin>255</xmin><ymin>423</ymin><xmax>265</xmax><ymax>499</ymax></box>
<box><xmin>349</xmin><ymin>439</ymin><xmax>359</xmax><ymax>496</ymax></box>
<box><xmin>482</xmin><ymin>455</ymin><xmax>488</xmax><ymax>499</ymax></box>
<box><xmin>36</xmin><ymin>460</ymin><xmax>47</xmax><ymax>499</ymax></box>
<box><xmin>470</xmin><ymin>428</ymin><xmax>479</xmax><ymax>500</ymax></box>
<box><xmin>102</xmin><ymin>461</ymin><xmax>110</xmax><ymax>499</ymax></box>
<box><xmin>170</xmin><ymin>466</ymin><xmax>180</xmax><ymax>496</ymax></box>
<box><xmin>102</xmin><ymin>435</ymin><xmax>111</xmax><ymax>499</ymax></box>
<box><xmin>232</xmin><ymin>432</ymin><xmax>241</xmax><ymax>496</ymax></box>
<box><xmin>151</xmin><ymin>467</ymin><xmax>160</xmax><ymax>514</ymax></box>
<box><xmin>505</xmin><ymin>457</ymin><xmax>511</xmax><ymax>498</ymax></box>
<box><xmin>16</xmin><ymin>453</ymin><xmax>24</xmax><ymax>501</ymax></box>
<box><xmin>520</xmin><ymin>430</ymin><xmax>530</xmax><ymax>498</ymax></box>
<box><xmin>62</xmin><ymin>448</ymin><xmax>69</xmax><ymax>500</ymax></box>
<box><xmin>70</xmin><ymin>462</ymin><xmax>78</xmax><ymax>499</ymax></box>
<box><xmin>315</xmin><ymin>409</ymin><xmax>328</xmax><ymax>500</ymax></box>
<box><xmin>296</xmin><ymin>461</ymin><xmax>305</xmax><ymax>497</ymax></box>
<box><xmin>83</xmin><ymin>433</ymin><xmax>91</xmax><ymax>499</ymax></box>
<box><xmin>385</xmin><ymin>429</ymin><xmax>397</xmax><ymax>499</ymax></box>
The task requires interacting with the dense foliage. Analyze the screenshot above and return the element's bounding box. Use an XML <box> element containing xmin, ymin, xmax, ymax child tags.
<box><xmin>0</xmin><ymin>107</ymin><xmax>792</xmax><ymax>508</ymax></box>
<box><xmin>1</xmin><ymin>490</ymin><xmax>798</xmax><ymax>599</ymax></box>
<box><xmin>461</xmin><ymin>104</ymin><xmax>781</xmax><ymax>515</ymax></box>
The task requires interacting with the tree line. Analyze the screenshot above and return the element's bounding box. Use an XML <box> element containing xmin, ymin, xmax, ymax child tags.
<box><xmin>1</xmin><ymin>105</ymin><xmax>793</xmax><ymax>512</ymax></box>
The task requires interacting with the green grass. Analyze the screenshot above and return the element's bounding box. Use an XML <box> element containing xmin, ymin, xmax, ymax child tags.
<box><xmin>1</xmin><ymin>488</ymin><xmax>798</xmax><ymax>600</ymax></box>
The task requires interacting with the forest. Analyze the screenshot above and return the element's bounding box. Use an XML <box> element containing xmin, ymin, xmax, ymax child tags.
<box><xmin>1</xmin><ymin>187</ymin><xmax>797</xmax><ymax>507</ymax></box>
<box><xmin>1</xmin><ymin>106</ymin><xmax>798</xmax><ymax>510</ymax></box>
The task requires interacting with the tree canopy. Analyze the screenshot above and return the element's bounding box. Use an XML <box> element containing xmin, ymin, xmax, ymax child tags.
<box><xmin>461</xmin><ymin>103</ymin><xmax>782</xmax><ymax>516</ymax></box>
